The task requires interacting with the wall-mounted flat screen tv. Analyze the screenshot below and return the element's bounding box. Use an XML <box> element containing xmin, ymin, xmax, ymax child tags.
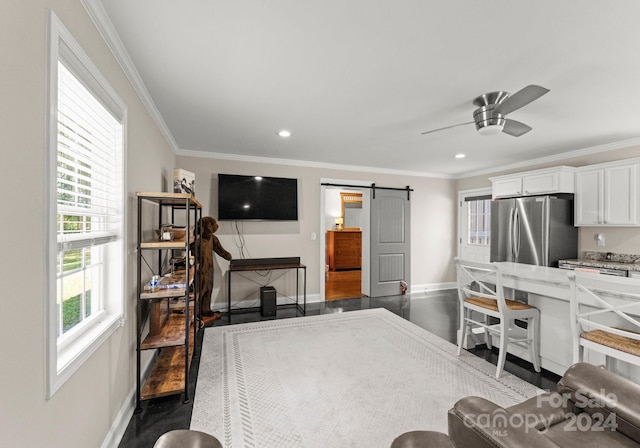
<box><xmin>218</xmin><ymin>174</ymin><xmax>298</xmax><ymax>221</ymax></box>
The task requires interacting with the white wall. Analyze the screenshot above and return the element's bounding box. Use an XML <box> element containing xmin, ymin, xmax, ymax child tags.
<box><xmin>324</xmin><ymin>188</ymin><xmax>363</xmax><ymax>230</ymax></box>
<box><xmin>175</xmin><ymin>155</ymin><xmax>458</xmax><ymax>308</ymax></box>
<box><xmin>325</xmin><ymin>188</ymin><xmax>342</xmax><ymax>230</ymax></box>
<box><xmin>1</xmin><ymin>2</ymin><xmax>175</xmax><ymax>447</ymax></box>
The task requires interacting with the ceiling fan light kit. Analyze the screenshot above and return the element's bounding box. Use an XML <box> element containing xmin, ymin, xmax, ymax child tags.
<box><xmin>421</xmin><ymin>84</ymin><xmax>549</xmax><ymax>137</ymax></box>
<box><xmin>477</xmin><ymin>122</ymin><xmax>505</xmax><ymax>135</ymax></box>
<box><xmin>473</xmin><ymin>102</ymin><xmax>506</xmax><ymax>135</ymax></box>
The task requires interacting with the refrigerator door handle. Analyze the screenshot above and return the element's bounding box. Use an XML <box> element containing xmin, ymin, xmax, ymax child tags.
<box><xmin>542</xmin><ymin>196</ymin><xmax>550</xmax><ymax>266</ymax></box>
<box><xmin>513</xmin><ymin>207</ymin><xmax>521</xmax><ymax>258</ymax></box>
<box><xmin>509</xmin><ymin>208</ymin><xmax>516</xmax><ymax>261</ymax></box>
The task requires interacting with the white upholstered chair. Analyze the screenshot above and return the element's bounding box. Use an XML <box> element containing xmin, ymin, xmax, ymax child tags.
<box><xmin>455</xmin><ymin>257</ymin><xmax>541</xmax><ymax>378</ymax></box>
<box><xmin>568</xmin><ymin>271</ymin><xmax>640</xmax><ymax>368</ymax></box>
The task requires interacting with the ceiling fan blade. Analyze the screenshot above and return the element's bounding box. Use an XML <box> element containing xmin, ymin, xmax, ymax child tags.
<box><xmin>494</xmin><ymin>85</ymin><xmax>549</xmax><ymax>115</ymax></box>
<box><xmin>502</xmin><ymin>119</ymin><xmax>532</xmax><ymax>137</ymax></box>
<box><xmin>421</xmin><ymin>121</ymin><xmax>474</xmax><ymax>135</ymax></box>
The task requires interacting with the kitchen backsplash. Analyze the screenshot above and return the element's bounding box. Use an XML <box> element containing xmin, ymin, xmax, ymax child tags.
<box><xmin>583</xmin><ymin>251</ymin><xmax>640</xmax><ymax>263</ymax></box>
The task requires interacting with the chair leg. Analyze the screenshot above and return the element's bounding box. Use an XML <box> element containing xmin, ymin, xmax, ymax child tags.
<box><xmin>495</xmin><ymin>320</ymin><xmax>509</xmax><ymax>379</ymax></box>
<box><xmin>578</xmin><ymin>345</ymin><xmax>584</xmax><ymax>364</ymax></box>
<box><xmin>572</xmin><ymin>335</ymin><xmax>581</xmax><ymax>365</ymax></box>
<box><xmin>457</xmin><ymin>307</ymin><xmax>467</xmax><ymax>356</ymax></box>
<box><xmin>484</xmin><ymin>314</ymin><xmax>492</xmax><ymax>349</ymax></box>
<box><xmin>528</xmin><ymin>316</ymin><xmax>541</xmax><ymax>373</ymax></box>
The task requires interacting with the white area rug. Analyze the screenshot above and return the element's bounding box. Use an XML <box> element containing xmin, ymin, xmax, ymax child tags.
<box><xmin>191</xmin><ymin>308</ymin><xmax>541</xmax><ymax>447</ymax></box>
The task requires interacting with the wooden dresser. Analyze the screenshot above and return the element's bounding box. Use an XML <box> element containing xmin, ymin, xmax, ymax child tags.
<box><xmin>326</xmin><ymin>230</ymin><xmax>362</xmax><ymax>270</ymax></box>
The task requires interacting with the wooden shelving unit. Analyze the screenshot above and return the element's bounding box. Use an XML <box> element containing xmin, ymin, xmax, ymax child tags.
<box><xmin>140</xmin><ymin>303</ymin><xmax>196</xmax><ymax>400</ymax></box>
<box><xmin>140</xmin><ymin>304</ymin><xmax>194</xmax><ymax>350</ymax></box>
<box><xmin>135</xmin><ymin>192</ymin><xmax>202</xmax><ymax>411</ymax></box>
<box><xmin>139</xmin><ymin>269</ymin><xmax>194</xmax><ymax>299</ymax></box>
<box><xmin>140</xmin><ymin>343</ymin><xmax>195</xmax><ymax>400</ymax></box>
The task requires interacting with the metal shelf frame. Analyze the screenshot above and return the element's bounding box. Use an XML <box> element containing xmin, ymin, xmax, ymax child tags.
<box><xmin>135</xmin><ymin>192</ymin><xmax>202</xmax><ymax>411</ymax></box>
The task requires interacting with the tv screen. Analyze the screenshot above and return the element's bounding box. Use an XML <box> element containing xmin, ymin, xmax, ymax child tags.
<box><xmin>218</xmin><ymin>174</ymin><xmax>298</xmax><ymax>221</ymax></box>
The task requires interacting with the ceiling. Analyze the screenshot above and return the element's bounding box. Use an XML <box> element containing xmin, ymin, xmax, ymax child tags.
<box><xmin>94</xmin><ymin>0</ymin><xmax>640</xmax><ymax>178</ymax></box>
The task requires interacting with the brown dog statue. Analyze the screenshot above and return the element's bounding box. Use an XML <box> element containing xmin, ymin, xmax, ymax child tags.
<box><xmin>197</xmin><ymin>216</ymin><xmax>232</xmax><ymax>325</ymax></box>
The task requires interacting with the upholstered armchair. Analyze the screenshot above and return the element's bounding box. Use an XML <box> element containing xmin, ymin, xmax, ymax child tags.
<box><xmin>448</xmin><ymin>363</ymin><xmax>640</xmax><ymax>448</ymax></box>
<box><xmin>391</xmin><ymin>363</ymin><xmax>640</xmax><ymax>448</ymax></box>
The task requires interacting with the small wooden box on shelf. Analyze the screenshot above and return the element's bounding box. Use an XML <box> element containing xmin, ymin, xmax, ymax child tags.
<box><xmin>135</xmin><ymin>192</ymin><xmax>202</xmax><ymax>410</ymax></box>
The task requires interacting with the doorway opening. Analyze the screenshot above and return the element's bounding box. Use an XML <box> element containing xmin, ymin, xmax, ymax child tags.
<box><xmin>320</xmin><ymin>180</ymin><xmax>372</xmax><ymax>301</ymax></box>
<box><xmin>320</xmin><ymin>179</ymin><xmax>412</xmax><ymax>301</ymax></box>
<box><xmin>324</xmin><ymin>188</ymin><xmax>367</xmax><ymax>300</ymax></box>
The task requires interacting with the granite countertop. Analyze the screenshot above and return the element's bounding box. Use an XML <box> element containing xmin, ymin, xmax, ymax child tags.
<box><xmin>559</xmin><ymin>250</ymin><xmax>640</xmax><ymax>272</ymax></box>
<box><xmin>559</xmin><ymin>259</ymin><xmax>640</xmax><ymax>272</ymax></box>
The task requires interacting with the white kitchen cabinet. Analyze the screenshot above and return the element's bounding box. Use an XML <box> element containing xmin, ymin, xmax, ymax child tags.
<box><xmin>575</xmin><ymin>161</ymin><xmax>639</xmax><ymax>226</ymax></box>
<box><xmin>492</xmin><ymin>176</ymin><xmax>523</xmax><ymax>198</ymax></box>
<box><xmin>490</xmin><ymin>166</ymin><xmax>575</xmax><ymax>199</ymax></box>
<box><xmin>574</xmin><ymin>168</ymin><xmax>602</xmax><ymax>225</ymax></box>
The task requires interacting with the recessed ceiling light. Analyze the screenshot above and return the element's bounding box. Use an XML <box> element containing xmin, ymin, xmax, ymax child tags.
<box><xmin>455</xmin><ymin>153</ymin><xmax>466</xmax><ymax>159</ymax></box>
<box><xmin>278</xmin><ymin>130</ymin><xmax>291</xmax><ymax>138</ymax></box>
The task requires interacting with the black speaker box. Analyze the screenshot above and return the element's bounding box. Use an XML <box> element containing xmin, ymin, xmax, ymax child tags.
<box><xmin>260</xmin><ymin>286</ymin><xmax>277</xmax><ymax>317</ymax></box>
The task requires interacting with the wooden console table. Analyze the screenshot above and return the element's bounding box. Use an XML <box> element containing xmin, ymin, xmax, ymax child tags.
<box><xmin>227</xmin><ymin>259</ymin><xmax>307</xmax><ymax>323</ymax></box>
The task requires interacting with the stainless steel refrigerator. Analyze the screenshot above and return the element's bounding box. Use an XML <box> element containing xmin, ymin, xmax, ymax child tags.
<box><xmin>490</xmin><ymin>195</ymin><xmax>578</xmax><ymax>267</ymax></box>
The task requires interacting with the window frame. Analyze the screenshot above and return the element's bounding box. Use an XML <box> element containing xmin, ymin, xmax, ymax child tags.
<box><xmin>467</xmin><ymin>197</ymin><xmax>492</xmax><ymax>247</ymax></box>
<box><xmin>46</xmin><ymin>11</ymin><xmax>127</xmax><ymax>399</ymax></box>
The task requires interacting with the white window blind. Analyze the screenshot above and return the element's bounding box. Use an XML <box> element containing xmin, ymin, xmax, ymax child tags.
<box><xmin>57</xmin><ymin>61</ymin><xmax>121</xmax><ymax>251</ymax></box>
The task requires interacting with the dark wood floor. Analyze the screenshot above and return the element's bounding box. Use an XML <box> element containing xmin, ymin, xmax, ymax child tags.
<box><xmin>325</xmin><ymin>269</ymin><xmax>365</xmax><ymax>300</ymax></box>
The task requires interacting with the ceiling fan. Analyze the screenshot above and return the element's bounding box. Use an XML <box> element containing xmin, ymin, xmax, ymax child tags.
<box><xmin>421</xmin><ymin>84</ymin><xmax>550</xmax><ymax>137</ymax></box>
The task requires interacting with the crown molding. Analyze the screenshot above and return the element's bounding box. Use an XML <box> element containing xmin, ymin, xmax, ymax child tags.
<box><xmin>455</xmin><ymin>137</ymin><xmax>640</xmax><ymax>179</ymax></box>
<box><xmin>175</xmin><ymin>147</ymin><xmax>455</xmax><ymax>179</ymax></box>
<box><xmin>178</xmin><ymin>137</ymin><xmax>640</xmax><ymax>180</ymax></box>
<box><xmin>81</xmin><ymin>0</ymin><xmax>179</xmax><ymax>152</ymax></box>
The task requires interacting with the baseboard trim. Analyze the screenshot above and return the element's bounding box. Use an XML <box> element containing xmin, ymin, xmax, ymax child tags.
<box><xmin>412</xmin><ymin>282</ymin><xmax>456</xmax><ymax>294</ymax></box>
<box><xmin>102</xmin><ymin>353</ymin><xmax>156</xmax><ymax>448</ymax></box>
<box><xmin>101</xmin><ymin>387</ymin><xmax>135</xmax><ymax>448</ymax></box>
